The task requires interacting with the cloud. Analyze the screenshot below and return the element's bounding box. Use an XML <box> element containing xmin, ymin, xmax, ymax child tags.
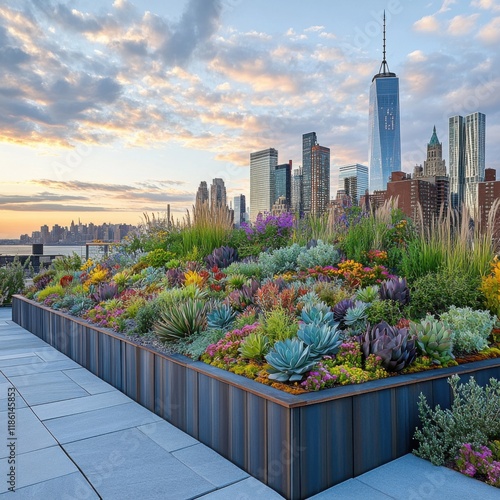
<box><xmin>447</xmin><ymin>14</ymin><xmax>480</xmax><ymax>35</ymax></box>
<box><xmin>0</xmin><ymin>193</ymin><xmax>88</xmax><ymax>204</ymax></box>
<box><xmin>471</xmin><ymin>0</ymin><xmax>500</xmax><ymax>12</ymax></box>
<box><xmin>304</xmin><ymin>25</ymin><xmax>325</xmax><ymax>32</ymax></box>
<box><xmin>477</xmin><ymin>16</ymin><xmax>500</xmax><ymax>43</ymax></box>
<box><xmin>414</xmin><ymin>15</ymin><xmax>441</xmax><ymax>32</ymax></box>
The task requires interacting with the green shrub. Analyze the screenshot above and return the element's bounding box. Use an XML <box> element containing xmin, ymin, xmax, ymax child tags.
<box><xmin>440</xmin><ymin>306</ymin><xmax>496</xmax><ymax>354</ymax></box>
<box><xmin>296</xmin><ymin>240</ymin><xmax>340</xmax><ymax>269</ymax></box>
<box><xmin>365</xmin><ymin>299</ymin><xmax>403</xmax><ymax>326</ymax></box>
<box><xmin>413</xmin><ymin>375</ymin><xmax>500</xmax><ymax>465</ymax></box>
<box><xmin>142</xmin><ymin>248</ymin><xmax>175</xmax><ymax>268</ymax></box>
<box><xmin>313</xmin><ymin>281</ymin><xmax>351</xmax><ymax>308</ymax></box>
<box><xmin>177</xmin><ymin>329</ymin><xmax>226</xmax><ymax>359</ymax></box>
<box><xmin>225</xmin><ymin>261</ymin><xmax>262</xmax><ymax>280</ymax></box>
<box><xmin>408</xmin><ymin>269</ymin><xmax>483</xmax><ymax>320</ymax></box>
<box><xmin>36</xmin><ymin>285</ymin><xmax>65</xmax><ymax>302</ymax></box>
<box><xmin>134</xmin><ymin>300</ymin><xmax>161</xmax><ymax>335</ymax></box>
<box><xmin>258</xmin><ymin>244</ymin><xmax>303</xmax><ymax>277</ymax></box>
<box><xmin>0</xmin><ymin>258</ymin><xmax>26</xmax><ymax>305</ymax></box>
<box><xmin>52</xmin><ymin>253</ymin><xmax>83</xmax><ymax>273</ymax></box>
<box><xmin>261</xmin><ymin>307</ymin><xmax>298</xmax><ymax>343</ymax></box>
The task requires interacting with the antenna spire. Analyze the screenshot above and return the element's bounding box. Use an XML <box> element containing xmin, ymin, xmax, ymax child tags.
<box><xmin>378</xmin><ymin>11</ymin><xmax>391</xmax><ymax>75</ymax></box>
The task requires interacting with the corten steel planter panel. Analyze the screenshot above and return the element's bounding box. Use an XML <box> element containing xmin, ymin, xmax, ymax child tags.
<box><xmin>12</xmin><ymin>296</ymin><xmax>500</xmax><ymax>500</ymax></box>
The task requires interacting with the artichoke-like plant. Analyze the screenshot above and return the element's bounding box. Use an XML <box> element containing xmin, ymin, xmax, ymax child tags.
<box><xmin>301</xmin><ymin>303</ymin><xmax>337</xmax><ymax>328</ymax></box>
<box><xmin>207</xmin><ymin>303</ymin><xmax>237</xmax><ymax>330</ymax></box>
<box><xmin>333</xmin><ymin>298</ymin><xmax>356</xmax><ymax>322</ymax></box>
<box><xmin>90</xmin><ymin>282</ymin><xmax>119</xmax><ymax>303</ymax></box>
<box><xmin>265</xmin><ymin>338</ymin><xmax>316</xmax><ymax>382</ymax></box>
<box><xmin>297</xmin><ymin>323</ymin><xmax>342</xmax><ymax>360</ymax></box>
<box><xmin>205</xmin><ymin>246</ymin><xmax>239</xmax><ymax>269</ymax></box>
<box><xmin>379</xmin><ymin>277</ymin><xmax>410</xmax><ymax>306</ymax></box>
<box><xmin>239</xmin><ymin>333</ymin><xmax>269</xmax><ymax>360</ymax></box>
<box><xmin>154</xmin><ymin>298</ymin><xmax>208</xmax><ymax>342</ymax></box>
<box><xmin>409</xmin><ymin>318</ymin><xmax>455</xmax><ymax>365</ymax></box>
<box><xmin>360</xmin><ymin>321</ymin><xmax>417</xmax><ymax>372</ymax></box>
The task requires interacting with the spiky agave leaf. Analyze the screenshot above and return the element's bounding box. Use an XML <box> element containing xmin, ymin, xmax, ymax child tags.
<box><xmin>409</xmin><ymin>317</ymin><xmax>454</xmax><ymax>365</ymax></box>
<box><xmin>207</xmin><ymin>303</ymin><xmax>237</xmax><ymax>330</ymax></box>
<box><xmin>379</xmin><ymin>277</ymin><xmax>410</xmax><ymax>306</ymax></box>
<box><xmin>297</xmin><ymin>323</ymin><xmax>342</xmax><ymax>360</ymax></box>
<box><xmin>154</xmin><ymin>298</ymin><xmax>208</xmax><ymax>342</ymax></box>
<box><xmin>265</xmin><ymin>338</ymin><xmax>316</xmax><ymax>382</ymax></box>
<box><xmin>301</xmin><ymin>303</ymin><xmax>337</xmax><ymax>328</ymax></box>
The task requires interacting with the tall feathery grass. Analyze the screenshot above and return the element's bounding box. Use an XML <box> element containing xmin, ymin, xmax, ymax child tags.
<box><xmin>293</xmin><ymin>210</ymin><xmax>338</xmax><ymax>244</ymax></box>
<box><xmin>181</xmin><ymin>202</ymin><xmax>233</xmax><ymax>257</ymax></box>
<box><xmin>401</xmin><ymin>200</ymin><xmax>500</xmax><ymax>282</ymax></box>
<box><xmin>340</xmin><ymin>199</ymin><xmax>397</xmax><ymax>262</ymax></box>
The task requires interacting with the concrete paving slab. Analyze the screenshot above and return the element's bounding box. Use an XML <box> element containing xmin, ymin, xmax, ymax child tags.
<box><xmin>0</xmin><ymin>407</ymin><xmax>57</xmax><ymax>459</ymax></box>
<box><xmin>0</xmin><ymin>472</ymin><xmax>98</xmax><ymax>499</ymax></box>
<box><xmin>356</xmin><ymin>454</ymin><xmax>500</xmax><ymax>500</ymax></box>
<box><xmin>0</xmin><ymin>446</ymin><xmax>78</xmax><ymax>493</ymax></box>
<box><xmin>1</xmin><ymin>358</ymin><xmax>80</xmax><ymax>377</ymax></box>
<box><xmin>173</xmin><ymin>443</ymin><xmax>249</xmax><ymax>488</ymax></box>
<box><xmin>308</xmin><ymin>478</ymin><xmax>394</xmax><ymax>499</ymax></box>
<box><xmin>64</xmin><ymin>428</ymin><xmax>216</xmax><ymax>499</ymax></box>
<box><xmin>32</xmin><ymin>390</ymin><xmax>132</xmax><ymax>421</ymax></box>
<box><xmin>137</xmin><ymin>419</ymin><xmax>199</xmax><ymax>452</ymax></box>
<box><xmin>63</xmin><ymin>367</ymin><xmax>115</xmax><ymax>394</ymax></box>
<box><xmin>8</xmin><ymin>371</ymin><xmax>89</xmax><ymax>405</ymax></box>
<box><xmin>44</xmin><ymin>402</ymin><xmax>162</xmax><ymax>444</ymax></box>
<box><xmin>0</xmin><ymin>355</ymin><xmax>44</xmax><ymax>369</ymax></box>
<box><xmin>198</xmin><ymin>477</ymin><xmax>285</xmax><ymax>499</ymax></box>
<box><xmin>0</xmin><ymin>352</ymin><xmax>37</xmax><ymax>361</ymax></box>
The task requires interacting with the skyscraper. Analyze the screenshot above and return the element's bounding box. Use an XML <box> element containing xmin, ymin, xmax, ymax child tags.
<box><xmin>275</xmin><ymin>161</ymin><xmax>292</xmax><ymax>210</ymax></box>
<box><xmin>310</xmin><ymin>144</ymin><xmax>330</xmax><ymax>216</ymax></box>
<box><xmin>449</xmin><ymin>112</ymin><xmax>485</xmax><ymax>214</ymax></box>
<box><xmin>233</xmin><ymin>194</ymin><xmax>246</xmax><ymax>228</ymax></box>
<box><xmin>449</xmin><ymin>115</ymin><xmax>465</xmax><ymax>209</ymax></box>
<box><xmin>338</xmin><ymin>164</ymin><xmax>369</xmax><ymax>206</ymax></box>
<box><xmin>368</xmin><ymin>13</ymin><xmax>401</xmax><ymax>192</ymax></box>
<box><xmin>302</xmin><ymin>132</ymin><xmax>317</xmax><ymax>214</ymax></box>
<box><xmin>250</xmin><ymin>148</ymin><xmax>278</xmax><ymax>221</ymax></box>
<box><xmin>210</xmin><ymin>178</ymin><xmax>227</xmax><ymax>208</ymax></box>
<box><xmin>423</xmin><ymin>126</ymin><xmax>446</xmax><ymax>177</ymax></box>
<box><xmin>292</xmin><ymin>167</ymin><xmax>303</xmax><ymax>215</ymax></box>
<box><xmin>195</xmin><ymin>181</ymin><xmax>209</xmax><ymax>208</ymax></box>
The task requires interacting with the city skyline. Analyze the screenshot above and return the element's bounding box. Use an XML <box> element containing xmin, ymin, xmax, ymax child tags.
<box><xmin>1</xmin><ymin>1</ymin><xmax>500</xmax><ymax>237</ymax></box>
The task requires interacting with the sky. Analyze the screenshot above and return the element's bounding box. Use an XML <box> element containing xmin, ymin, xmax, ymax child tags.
<box><xmin>1</xmin><ymin>0</ymin><xmax>500</xmax><ymax>239</ymax></box>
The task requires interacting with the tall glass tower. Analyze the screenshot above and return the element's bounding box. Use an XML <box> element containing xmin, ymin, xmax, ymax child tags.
<box><xmin>368</xmin><ymin>13</ymin><xmax>401</xmax><ymax>192</ymax></box>
<box><xmin>250</xmin><ymin>148</ymin><xmax>278</xmax><ymax>221</ymax></box>
<box><xmin>302</xmin><ymin>132</ymin><xmax>317</xmax><ymax>214</ymax></box>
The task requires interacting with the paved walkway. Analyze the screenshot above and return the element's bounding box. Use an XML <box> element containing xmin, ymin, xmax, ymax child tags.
<box><xmin>0</xmin><ymin>307</ymin><xmax>499</xmax><ymax>499</ymax></box>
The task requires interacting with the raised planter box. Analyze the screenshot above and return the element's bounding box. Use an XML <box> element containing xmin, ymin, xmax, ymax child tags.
<box><xmin>12</xmin><ymin>295</ymin><xmax>500</xmax><ymax>499</ymax></box>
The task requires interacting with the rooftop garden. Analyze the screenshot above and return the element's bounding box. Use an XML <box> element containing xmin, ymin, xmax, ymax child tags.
<box><xmin>10</xmin><ymin>200</ymin><xmax>500</xmax><ymax>490</ymax></box>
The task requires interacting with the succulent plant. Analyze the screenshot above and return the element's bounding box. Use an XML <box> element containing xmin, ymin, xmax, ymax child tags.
<box><xmin>166</xmin><ymin>267</ymin><xmax>185</xmax><ymax>287</ymax></box>
<box><xmin>301</xmin><ymin>302</ymin><xmax>337</xmax><ymax>328</ymax></box>
<box><xmin>205</xmin><ymin>246</ymin><xmax>239</xmax><ymax>269</ymax></box>
<box><xmin>359</xmin><ymin>321</ymin><xmax>417</xmax><ymax>372</ymax></box>
<box><xmin>207</xmin><ymin>303</ymin><xmax>237</xmax><ymax>330</ymax></box>
<box><xmin>356</xmin><ymin>285</ymin><xmax>380</xmax><ymax>303</ymax></box>
<box><xmin>90</xmin><ymin>282</ymin><xmax>119</xmax><ymax>303</ymax></box>
<box><xmin>343</xmin><ymin>302</ymin><xmax>369</xmax><ymax>326</ymax></box>
<box><xmin>333</xmin><ymin>298</ymin><xmax>356</xmax><ymax>322</ymax></box>
<box><xmin>239</xmin><ymin>332</ymin><xmax>270</xmax><ymax>360</ymax></box>
<box><xmin>265</xmin><ymin>338</ymin><xmax>316</xmax><ymax>382</ymax></box>
<box><xmin>297</xmin><ymin>323</ymin><xmax>342</xmax><ymax>360</ymax></box>
<box><xmin>154</xmin><ymin>298</ymin><xmax>208</xmax><ymax>342</ymax></box>
<box><xmin>379</xmin><ymin>277</ymin><xmax>410</xmax><ymax>306</ymax></box>
<box><xmin>409</xmin><ymin>317</ymin><xmax>454</xmax><ymax>365</ymax></box>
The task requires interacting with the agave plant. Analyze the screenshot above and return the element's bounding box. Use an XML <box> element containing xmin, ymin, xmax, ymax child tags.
<box><xmin>207</xmin><ymin>303</ymin><xmax>237</xmax><ymax>330</ymax></box>
<box><xmin>343</xmin><ymin>301</ymin><xmax>370</xmax><ymax>336</ymax></box>
<box><xmin>301</xmin><ymin>303</ymin><xmax>337</xmax><ymax>328</ymax></box>
<box><xmin>356</xmin><ymin>285</ymin><xmax>380</xmax><ymax>303</ymax></box>
<box><xmin>265</xmin><ymin>338</ymin><xmax>316</xmax><ymax>382</ymax></box>
<box><xmin>409</xmin><ymin>317</ymin><xmax>454</xmax><ymax>365</ymax></box>
<box><xmin>205</xmin><ymin>246</ymin><xmax>239</xmax><ymax>269</ymax></box>
<box><xmin>239</xmin><ymin>332</ymin><xmax>270</xmax><ymax>360</ymax></box>
<box><xmin>333</xmin><ymin>298</ymin><xmax>356</xmax><ymax>322</ymax></box>
<box><xmin>90</xmin><ymin>282</ymin><xmax>119</xmax><ymax>303</ymax></box>
<box><xmin>379</xmin><ymin>277</ymin><xmax>410</xmax><ymax>306</ymax></box>
<box><xmin>154</xmin><ymin>298</ymin><xmax>208</xmax><ymax>342</ymax></box>
<box><xmin>359</xmin><ymin>321</ymin><xmax>417</xmax><ymax>372</ymax></box>
<box><xmin>297</xmin><ymin>323</ymin><xmax>342</xmax><ymax>360</ymax></box>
